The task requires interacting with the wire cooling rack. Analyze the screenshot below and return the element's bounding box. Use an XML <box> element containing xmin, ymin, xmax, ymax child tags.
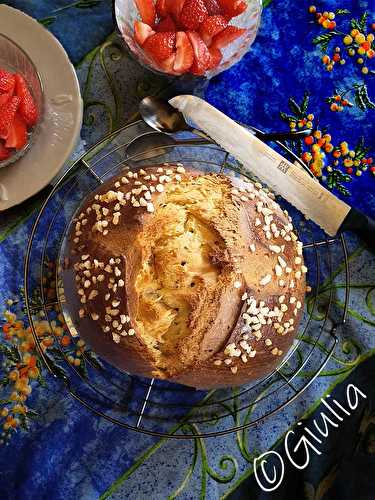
<box><xmin>24</xmin><ymin>120</ymin><xmax>350</xmax><ymax>438</ymax></box>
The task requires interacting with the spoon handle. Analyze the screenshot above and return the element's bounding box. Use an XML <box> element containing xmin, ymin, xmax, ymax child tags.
<box><xmin>260</xmin><ymin>129</ymin><xmax>312</xmax><ymax>142</ymax></box>
<box><xmin>189</xmin><ymin>126</ymin><xmax>311</xmax><ymax>144</ymax></box>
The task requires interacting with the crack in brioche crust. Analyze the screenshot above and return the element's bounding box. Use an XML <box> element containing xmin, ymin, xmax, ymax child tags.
<box><xmin>62</xmin><ymin>164</ymin><xmax>306</xmax><ymax>389</ymax></box>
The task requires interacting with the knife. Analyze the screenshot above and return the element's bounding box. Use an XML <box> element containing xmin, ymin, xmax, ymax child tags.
<box><xmin>169</xmin><ymin>95</ymin><xmax>375</xmax><ymax>250</ymax></box>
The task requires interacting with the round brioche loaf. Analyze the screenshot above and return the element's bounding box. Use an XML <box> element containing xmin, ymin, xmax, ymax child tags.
<box><xmin>62</xmin><ymin>164</ymin><xmax>306</xmax><ymax>389</ymax></box>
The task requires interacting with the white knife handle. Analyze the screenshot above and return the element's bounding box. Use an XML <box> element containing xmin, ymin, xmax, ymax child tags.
<box><xmin>170</xmin><ymin>95</ymin><xmax>351</xmax><ymax>236</ymax></box>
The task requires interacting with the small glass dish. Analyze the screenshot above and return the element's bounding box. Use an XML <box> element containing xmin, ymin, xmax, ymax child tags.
<box><xmin>0</xmin><ymin>33</ymin><xmax>44</xmax><ymax>169</ymax></box>
<box><xmin>114</xmin><ymin>0</ymin><xmax>262</xmax><ymax>80</ymax></box>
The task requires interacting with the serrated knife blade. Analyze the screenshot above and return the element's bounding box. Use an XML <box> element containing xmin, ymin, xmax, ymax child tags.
<box><xmin>169</xmin><ymin>95</ymin><xmax>375</xmax><ymax>249</ymax></box>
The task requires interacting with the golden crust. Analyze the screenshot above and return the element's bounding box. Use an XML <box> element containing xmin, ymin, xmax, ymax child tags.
<box><xmin>62</xmin><ymin>165</ymin><xmax>306</xmax><ymax>389</ymax></box>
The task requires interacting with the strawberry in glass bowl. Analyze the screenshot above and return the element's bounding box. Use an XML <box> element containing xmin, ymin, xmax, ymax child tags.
<box><xmin>115</xmin><ymin>0</ymin><xmax>262</xmax><ymax>78</ymax></box>
<box><xmin>0</xmin><ymin>34</ymin><xmax>42</xmax><ymax>168</ymax></box>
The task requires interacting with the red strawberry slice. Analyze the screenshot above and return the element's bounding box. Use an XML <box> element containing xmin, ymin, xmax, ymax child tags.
<box><xmin>174</xmin><ymin>32</ymin><xmax>194</xmax><ymax>73</ymax></box>
<box><xmin>0</xmin><ymin>96</ymin><xmax>20</xmax><ymax>139</ymax></box>
<box><xmin>199</xmin><ymin>15</ymin><xmax>227</xmax><ymax>45</ymax></box>
<box><xmin>207</xmin><ymin>46</ymin><xmax>223</xmax><ymax>69</ymax></box>
<box><xmin>180</xmin><ymin>0</ymin><xmax>208</xmax><ymax>30</ymax></box>
<box><xmin>187</xmin><ymin>31</ymin><xmax>211</xmax><ymax>75</ymax></box>
<box><xmin>143</xmin><ymin>32</ymin><xmax>176</xmax><ymax>61</ymax></box>
<box><xmin>218</xmin><ymin>0</ymin><xmax>247</xmax><ymax>18</ymax></box>
<box><xmin>0</xmin><ymin>92</ymin><xmax>12</xmax><ymax>106</ymax></box>
<box><xmin>135</xmin><ymin>0</ymin><xmax>156</xmax><ymax>26</ymax></box>
<box><xmin>166</xmin><ymin>0</ymin><xmax>186</xmax><ymax>21</ymax></box>
<box><xmin>0</xmin><ymin>141</ymin><xmax>10</xmax><ymax>161</ymax></box>
<box><xmin>134</xmin><ymin>21</ymin><xmax>155</xmax><ymax>46</ymax></box>
<box><xmin>159</xmin><ymin>53</ymin><xmax>177</xmax><ymax>73</ymax></box>
<box><xmin>14</xmin><ymin>74</ymin><xmax>39</xmax><ymax>128</ymax></box>
<box><xmin>5</xmin><ymin>112</ymin><xmax>27</xmax><ymax>150</ymax></box>
<box><xmin>155</xmin><ymin>15</ymin><xmax>176</xmax><ymax>32</ymax></box>
<box><xmin>0</xmin><ymin>69</ymin><xmax>15</xmax><ymax>94</ymax></box>
<box><xmin>204</xmin><ymin>0</ymin><xmax>223</xmax><ymax>15</ymax></box>
<box><xmin>200</xmin><ymin>32</ymin><xmax>212</xmax><ymax>47</ymax></box>
<box><xmin>156</xmin><ymin>0</ymin><xmax>168</xmax><ymax>18</ymax></box>
<box><xmin>211</xmin><ymin>26</ymin><xmax>247</xmax><ymax>49</ymax></box>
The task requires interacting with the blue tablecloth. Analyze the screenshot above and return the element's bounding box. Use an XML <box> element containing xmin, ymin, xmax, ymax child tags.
<box><xmin>0</xmin><ymin>1</ymin><xmax>374</xmax><ymax>499</ymax></box>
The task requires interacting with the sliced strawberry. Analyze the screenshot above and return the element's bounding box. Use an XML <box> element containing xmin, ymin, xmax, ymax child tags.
<box><xmin>200</xmin><ymin>15</ymin><xmax>227</xmax><ymax>41</ymax></box>
<box><xmin>156</xmin><ymin>0</ymin><xmax>168</xmax><ymax>18</ymax></box>
<box><xmin>134</xmin><ymin>20</ymin><xmax>155</xmax><ymax>46</ymax></box>
<box><xmin>218</xmin><ymin>0</ymin><xmax>247</xmax><ymax>18</ymax></box>
<box><xmin>187</xmin><ymin>31</ymin><xmax>211</xmax><ymax>75</ymax></box>
<box><xmin>173</xmin><ymin>32</ymin><xmax>194</xmax><ymax>73</ymax></box>
<box><xmin>204</xmin><ymin>0</ymin><xmax>223</xmax><ymax>15</ymax></box>
<box><xmin>0</xmin><ymin>96</ymin><xmax>20</xmax><ymax>139</ymax></box>
<box><xmin>0</xmin><ymin>69</ymin><xmax>15</xmax><ymax>94</ymax></box>
<box><xmin>14</xmin><ymin>74</ymin><xmax>39</xmax><ymax>128</ymax></box>
<box><xmin>200</xmin><ymin>32</ymin><xmax>212</xmax><ymax>47</ymax></box>
<box><xmin>0</xmin><ymin>92</ymin><xmax>12</xmax><ymax>106</ymax></box>
<box><xmin>166</xmin><ymin>0</ymin><xmax>186</xmax><ymax>21</ymax></box>
<box><xmin>159</xmin><ymin>53</ymin><xmax>177</xmax><ymax>73</ymax></box>
<box><xmin>5</xmin><ymin>112</ymin><xmax>27</xmax><ymax>150</ymax></box>
<box><xmin>0</xmin><ymin>141</ymin><xmax>10</xmax><ymax>161</ymax></box>
<box><xmin>135</xmin><ymin>0</ymin><xmax>156</xmax><ymax>26</ymax></box>
<box><xmin>211</xmin><ymin>25</ymin><xmax>247</xmax><ymax>49</ymax></box>
<box><xmin>143</xmin><ymin>32</ymin><xmax>176</xmax><ymax>61</ymax></box>
<box><xmin>207</xmin><ymin>46</ymin><xmax>222</xmax><ymax>69</ymax></box>
<box><xmin>155</xmin><ymin>15</ymin><xmax>176</xmax><ymax>32</ymax></box>
<box><xmin>180</xmin><ymin>0</ymin><xmax>208</xmax><ymax>30</ymax></box>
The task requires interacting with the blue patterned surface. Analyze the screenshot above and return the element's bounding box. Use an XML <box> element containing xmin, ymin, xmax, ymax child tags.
<box><xmin>0</xmin><ymin>1</ymin><xmax>375</xmax><ymax>499</ymax></box>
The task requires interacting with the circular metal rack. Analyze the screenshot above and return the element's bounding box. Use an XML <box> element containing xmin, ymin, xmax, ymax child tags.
<box><xmin>24</xmin><ymin>120</ymin><xmax>350</xmax><ymax>439</ymax></box>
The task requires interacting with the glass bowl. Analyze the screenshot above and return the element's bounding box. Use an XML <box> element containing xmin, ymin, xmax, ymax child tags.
<box><xmin>0</xmin><ymin>33</ymin><xmax>44</xmax><ymax>169</ymax></box>
<box><xmin>114</xmin><ymin>0</ymin><xmax>262</xmax><ymax>80</ymax></box>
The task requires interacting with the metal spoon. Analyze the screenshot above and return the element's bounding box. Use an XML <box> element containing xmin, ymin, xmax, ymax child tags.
<box><xmin>139</xmin><ymin>96</ymin><xmax>312</xmax><ymax>143</ymax></box>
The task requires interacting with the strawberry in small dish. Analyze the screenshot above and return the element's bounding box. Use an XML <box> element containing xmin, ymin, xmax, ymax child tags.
<box><xmin>131</xmin><ymin>0</ymin><xmax>249</xmax><ymax>76</ymax></box>
<box><xmin>114</xmin><ymin>0</ymin><xmax>262</xmax><ymax>78</ymax></box>
<box><xmin>0</xmin><ymin>68</ymin><xmax>39</xmax><ymax>165</ymax></box>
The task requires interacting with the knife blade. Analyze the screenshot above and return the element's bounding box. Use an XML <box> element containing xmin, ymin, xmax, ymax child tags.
<box><xmin>169</xmin><ymin>95</ymin><xmax>375</xmax><ymax>248</ymax></box>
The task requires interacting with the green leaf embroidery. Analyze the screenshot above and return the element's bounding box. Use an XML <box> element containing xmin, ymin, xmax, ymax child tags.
<box><xmin>0</xmin><ymin>343</ymin><xmax>21</xmax><ymax>363</ymax></box>
<box><xmin>0</xmin><ymin>376</ymin><xmax>9</xmax><ymax>387</ymax></box>
<box><xmin>26</xmin><ymin>409</ymin><xmax>39</xmax><ymax>419</ymax></box>
<box><xmin>301</xmin><ymin>91</ymin><xmax>310</xmax><ymax>113</ymax></box>
<box><xmin>53</xmin><ymin>0</ymin><xmax>102</xmax><ymax>13</ymax></box>
<box><xmin>351</xmin><ymin>12</ymin><xmax>368</xmax><ymax>34</ymax></box>
<box><xmin>18</xmin><ymin>414</ymin><xmax>30</xmax><ymax>431</ymax></box>
<box><xmin>74</xmin><ymin>0</ymin><xmax>102</xmax><ymax>9</ymax></box>
<box><xmin>0</xmin><ymin>399</ymin><xmax>13</xmax><ymax>405</ymax></box>
<box><xmin>335</xmin><ymin>9</ymin><xmax>350</xmax><ymax>15</ymax></box>
<box><xmin>354</xmin><ymin>136</ymin><xmax>370</xmax><ymax>160</ymax></box>
<box><xmin>312</xmin><ymin>31</ymin><xmax>341</xmax><ymax>53</ymax></box>
<box><xmin>279</xmin><ymin>112</ymin><xmax>297</xmax><ymax>122</ymax></box>
<box><xmin>354</xmin><ymin>136</ymin><xmax>365</xmax><ymax>155</ymax></box>
<box><xmin>288</xmin><ymin>97</ymin><xmax>302</xmax><ymax>116</ymax></box>
<box><xmin>38</xmin><ymin>16</ymin><xmax>56</xmax><ymax>27</ymax></box>
<box><xmin>358</xmin><ymin>11</ymin><xmax>368</xmax><ymax>32</ymax></box>
<box><xmin>354</xmin><ymin>83</ymin><xmax>375</xmax><ymax>111</ymax></box>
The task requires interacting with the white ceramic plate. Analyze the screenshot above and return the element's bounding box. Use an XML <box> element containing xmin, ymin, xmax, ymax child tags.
<box><xmin>0</xmin><ymin>5</ymin><xmax>83</xmax><ymax>211</ymax></box>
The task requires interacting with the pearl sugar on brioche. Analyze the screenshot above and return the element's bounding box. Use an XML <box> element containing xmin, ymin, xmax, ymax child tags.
<box><xmin>62</xmin><ymin>164</ymin><xmax>306</xmax><ymax>389</ymax></box>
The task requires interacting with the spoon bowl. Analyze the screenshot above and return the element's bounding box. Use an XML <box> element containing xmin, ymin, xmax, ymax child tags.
<box><xmin>139</xmin><ymin>96</ymin><xmax>189</xmax><ymax>134</ymax></box>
